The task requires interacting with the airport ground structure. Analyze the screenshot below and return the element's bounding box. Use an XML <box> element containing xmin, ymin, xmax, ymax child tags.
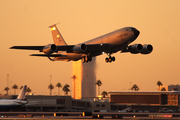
<box><xmin>5</xmin><ymin>89</ymin><xmax>180</xmax><ymax>112</ymax></box>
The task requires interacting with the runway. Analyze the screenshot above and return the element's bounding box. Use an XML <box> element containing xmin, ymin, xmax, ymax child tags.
<box><xmin>0</xmin><ymin>112</ymin><xmax>180</xmax><ymax>120</ymax></box>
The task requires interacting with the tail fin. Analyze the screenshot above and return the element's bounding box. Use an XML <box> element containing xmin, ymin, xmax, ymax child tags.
<box><xmin>49</xmin><ymin>23</ymin><xmax>67</xmax><ymax>46</ymax></box>
<box><xmin>16</xmin><ymin>85</ymin><xmax>27</xmax><ymax>100</ymax></box>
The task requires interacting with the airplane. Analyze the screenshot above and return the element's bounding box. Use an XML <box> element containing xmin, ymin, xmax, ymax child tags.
<box><xmin>10</xmin><ymin>24</ymin><xmax>153</xmax><ymax>63</ymax></box>
<box><xmin>0</xmin><ymin>85</ymin><xmax>28</xmax><ymax>110</ymax></box>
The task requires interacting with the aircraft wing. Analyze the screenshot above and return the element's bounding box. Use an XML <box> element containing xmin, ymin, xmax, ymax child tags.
<box><xmin>30</xmin><ymin>54</ymin><xmax>67</xmax><ymax>57</ymax></box>
<box><xmin>10</xmin><ymin>46</ymin><xmax>44</xmax><ymax>50</ymax></box>
<box><xmin>10</xmin><ymin>43</ymin><xmax>111</xmax><ymax>53</ymax></box>
<box><xmin>86</xmin><ymin>43</ymin><xmax>110</xmax><ymax>51</ymax></box>
<box><xmin>56</xmin><ymin>43</ymin><xmax>110</xmax><ymax>53</ymax></box>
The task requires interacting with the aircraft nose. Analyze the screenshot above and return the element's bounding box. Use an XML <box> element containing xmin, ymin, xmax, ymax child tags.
<box><xmin>133</xmin><ymin>29</ymin><xmax>140</xmax><ymax>37</ymax></box>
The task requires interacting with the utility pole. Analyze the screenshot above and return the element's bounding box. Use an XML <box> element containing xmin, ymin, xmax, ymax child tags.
<box><xmin>72</xmin><ymin>75</ymin><xmax>76</xmax><ymax>99</ymax></box>
<box><xmin>7</xmin><ymin>74</ymin><xmax>9</xmax><ymax>95</ymax></box>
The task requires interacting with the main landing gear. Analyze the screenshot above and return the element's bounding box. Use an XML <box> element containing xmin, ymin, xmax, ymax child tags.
<box><xmin>105</xmin><ymin>55</ymin><xmax>115</xmax><ymax>63</ymax></box>
<box><xmin>82</xmin><ymin>56</ymin><xmax>92</xmax><ymax>63</ymax></box>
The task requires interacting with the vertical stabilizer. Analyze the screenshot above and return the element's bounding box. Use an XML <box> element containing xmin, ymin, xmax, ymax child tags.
<box><xmin>49</xmin><ymin>24</ymin><xmax>67</xmax><ymax>46</ymax></box>
<box><xmin>17</xmin><ymin>85</ymin><xmax>27</xmax><ymax>100</ymax></box>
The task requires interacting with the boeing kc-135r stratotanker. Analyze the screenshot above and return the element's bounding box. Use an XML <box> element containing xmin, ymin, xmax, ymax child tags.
<box><xmin>10</xmin><ymin>24</ymin><xmax>153</xmax><ymax>63</ymax></box>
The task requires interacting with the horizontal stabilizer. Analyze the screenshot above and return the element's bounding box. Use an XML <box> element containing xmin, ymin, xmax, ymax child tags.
<box><xmin>10</xmin><ymin>46</ymin><xmax>44</xmax><ymax>50</ymax></box>
<box><xmin>30</xmin><ymin>54</ymin><xmax>67</xmax><ymax>57</ymax></box>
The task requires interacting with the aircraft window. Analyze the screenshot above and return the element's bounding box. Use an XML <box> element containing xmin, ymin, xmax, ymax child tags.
<box><xmin>127</xmin><ymin>28</ymin><xmax>132</xmax><ymax>31</ymax></box>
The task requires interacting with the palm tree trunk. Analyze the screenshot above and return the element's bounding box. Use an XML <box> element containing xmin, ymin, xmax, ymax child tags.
<box><xmin>98</xmin><ymin>86</ymin><xmax>100</xmax><ymax>96</ymax></box>
<box><xmin>58</xmin><ymin>88</ymin><xmax>60</xmax><ymax>95</ymax></box>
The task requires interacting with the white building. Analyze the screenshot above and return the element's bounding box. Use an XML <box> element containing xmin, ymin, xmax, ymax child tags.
<box><xmin>72</xmin><ymin>58</ymin><xmax>96</xmax><ymax>99</ymax></box>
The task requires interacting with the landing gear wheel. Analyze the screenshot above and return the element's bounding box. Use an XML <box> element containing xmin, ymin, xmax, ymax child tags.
<box><xmin>85</xmin><ymin>56</ymin><xmax>89</xmax><ymax>63</ymax></box>
<box><xmin>111</xmin><ymin>56</ymin><xmax>115</xmax><ymax>62</ymax></box>
<box><xmin>105</xmin><ymin>56</ymin><xmax>116</xmax><ymax>63</ymax></box>
<box><xmin>108</xmin><ymin>57</ymin><xmax>112</xmax><ymax>62</ymax></box>
<box><xmin>82</xmin><ymin>56</ymin><xmax>92</xmax><ymax>63</ymax></box>
<box><xmin>88</xmin><ymin>56</ymin><xmax>92</xmax><ymax>62</ymax></box>
<box><xmin>105</xmin><ymin>58</ymin><xmax>109</xmax><ymax>63</ymax></box>
<box><xmin>82</xmin><ymin>57</ymin><xmax>86</xmax><ymax>63</ymax></box>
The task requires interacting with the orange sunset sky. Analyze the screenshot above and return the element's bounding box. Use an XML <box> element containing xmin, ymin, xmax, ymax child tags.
<box><xmin>0</xmin><ymin>0</ymin><xmax>180</xmax><ymax>96</ymax></box>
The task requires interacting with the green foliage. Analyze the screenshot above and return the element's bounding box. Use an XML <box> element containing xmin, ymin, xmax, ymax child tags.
<box><xmin>131</xmin><ymin>84</ymin><xmax>139</xmax><ymax>91</ymax></box>
<box><xmin>63</xmin><ymin>84</ymin><xmax>70</xmax><ymax>95</ymax></box>
<box><xmin>101</xmin><ymin>91</ymin><xmax>108</xmax><ymax>98</ymax></box>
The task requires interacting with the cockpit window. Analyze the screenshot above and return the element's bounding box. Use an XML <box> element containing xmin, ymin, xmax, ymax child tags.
<box><xmin>127</xmin><ymin>28</ymin><xmax>132</xmax><ymax>31</ymax></box>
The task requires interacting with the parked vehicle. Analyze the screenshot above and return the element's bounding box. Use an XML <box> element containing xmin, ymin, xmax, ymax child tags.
<box><xmin>159</xmin><ymin>108</ymin><xmax>173</xmax><ymax>113</ymax></box>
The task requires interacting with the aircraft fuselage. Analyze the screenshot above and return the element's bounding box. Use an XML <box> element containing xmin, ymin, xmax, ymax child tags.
<box><xmin>54</xmin><ymin>27</ymin><xmax>139</xmax><ymax>61</ymax></box>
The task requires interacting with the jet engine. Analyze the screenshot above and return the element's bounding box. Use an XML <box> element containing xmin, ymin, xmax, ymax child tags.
<box><xmin>128</xmin><ymin>44</ymin><xmax>143</xmax><ymax>54</ymax></box>
<box><xmin>140</xmin><ymin>44</ymin><xmax>153</xmax><ymax>54</ymax></box>
<box><xmin>40</xmin><ymin>44</ymin><xmax>57</xmax><ymax>54</ymax></box>
<box><xmin>73</xmin><ymin>44</ymin><xmax>87</xmax><ymax>53</ymax></box>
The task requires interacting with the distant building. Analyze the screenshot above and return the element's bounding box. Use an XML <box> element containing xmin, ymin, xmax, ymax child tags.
<box><xmin>72</xmin><ymin>58</ymin><xmax>96</xmax><ymax>99</ymax></box>
<box><xmin>11</xmin><ymin>95</ymin><xmax>110</xmax><ymax>112</ymax></box>
<box><xmin>168</xmin><ymin>84</ymin><xmax>180</xmax><ymax>91</ymax></box>
<box><xmin>9</xmin><ymin>94</ymin><xmax>179</xmax><ymax>112</ymax></box>
<box><xmin>159</xmin><ymin>84</ymin><xmax>180</xmax><ymax>91</ymax></box>
<box><xmin>109</xmin><ymin>91</ymin><xmax>180</xmax><ymax>105</ymax></box>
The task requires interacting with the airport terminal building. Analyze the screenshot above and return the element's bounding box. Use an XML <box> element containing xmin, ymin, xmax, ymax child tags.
<box><xmin>8</xmin><ymin>90</ymin><xmax>180</xmax><ymax>112</ymax></box>
<box><xmin>109</xmin><ymin>91</ymin><xmax>180</xmax><ymax>105</ymax></box>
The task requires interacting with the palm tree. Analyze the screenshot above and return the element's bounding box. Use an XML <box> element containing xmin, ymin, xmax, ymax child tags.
<box><xmin>20</xmin><ymin>86</ymin><xmax>23</xmax><ymax>90</ymax></box>
<box><xmin>95</xmin><ymin>80</ymin><xmax>102</xmax><ymax>96</ymax></box>
<box><xmin>101</xmin><ymin>91</ymin><xmax>108</xmax><ymax>98</ymax></box>
<box><xmin>4</xmin><ymin>87</ymin><xmax>9</xmax><ymax>95</ymax></box>
<box><xmin>56</xmin><ymin>82</ymin><xmax>62</xmax><ymax>95</ymax></box>
<box><xmin>131</xmin><ymin>84</ymin><xmax>139</xmax><ymax>91</ymax></box>
<box><xmin>63</xmin><ymin>84</ymin><xmax>70</xmax><ymax>95</ymax></box>
<box><xmin>161</xmin><ymin>87</ymin><xmax>166</xmax><ymax>91</ymax></box>
<box><xmin>48</xmin><ymin>84</ymin><xmax>54</xmax><ymax>95</ymax></box>
<box><xmin>12</xmin><ymin>84</ymin><xmax>18</xmax><ymax>95</ymax></box>
<box><xmin>157</xmin><ymin>81</ymin><xmax>163</xmax><ymax>91</ymax></box>
<box><xmin>26</xmin><ymin>87</ymin><xmax>31</xmax><ymax>94</ymax></box>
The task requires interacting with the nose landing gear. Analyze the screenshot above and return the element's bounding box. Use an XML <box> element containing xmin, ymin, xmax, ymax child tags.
<box><xmin>105</xmin><ymin>56</ymin><xmax>115</xmax><ymax>63</ymax></box>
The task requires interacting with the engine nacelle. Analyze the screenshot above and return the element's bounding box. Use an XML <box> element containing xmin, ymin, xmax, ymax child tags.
<box><xmin>41</xmin><ymin>44</ymin><xmax>57</xmax><ymax>54</ymax></box>
<box><xmin>141</xmin><ymin>44</ymin><xmax>153</xmax><ymax>54</ymax></box>
<box><xmin>73</xmin><ymin>44</ymin><xmax>87</xmax><ymax>53</ymax></box>
<box><xmin>128</xmin><ymin>44</ymin><xmax>143</xmax><ymax>54</ymax></box>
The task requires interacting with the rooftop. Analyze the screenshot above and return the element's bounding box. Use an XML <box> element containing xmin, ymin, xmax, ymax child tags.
<box><xmin>109</xmin><ymin>91</ymin><xmax>180</xmax><ymax>95</ymax></box>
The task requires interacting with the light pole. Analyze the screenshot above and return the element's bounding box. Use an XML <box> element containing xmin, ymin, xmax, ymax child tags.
<box><xmin>10</xmin><ymin>81</ymin><xmax>12</xmax><ymax>95</ymax></box>
<box><xmin>50</xmin><ymin>75</ymin><xmax>52</xmax><ymax>84</ymax></box>
<box><xmin>7</xmin><ymin>74</ymin><xmax>9</xmax><ymax>95</ymax></box>
<box><xmin>7</xmin><ymin>74</ymin><xmax>9</xmax><ymax>88</ymax></box>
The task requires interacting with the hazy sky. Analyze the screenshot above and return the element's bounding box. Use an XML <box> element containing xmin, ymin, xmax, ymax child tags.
<box><xmin>0</xmin><ymin>0</ymin><xmax>180</xmax><ymax>96</ymax></box>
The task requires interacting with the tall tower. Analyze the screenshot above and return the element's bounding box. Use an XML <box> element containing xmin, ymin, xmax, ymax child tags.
<box><xmin>72</xmin><ymin>58</ymin><xmax>96</xmax><ymax>99</ymax></box>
